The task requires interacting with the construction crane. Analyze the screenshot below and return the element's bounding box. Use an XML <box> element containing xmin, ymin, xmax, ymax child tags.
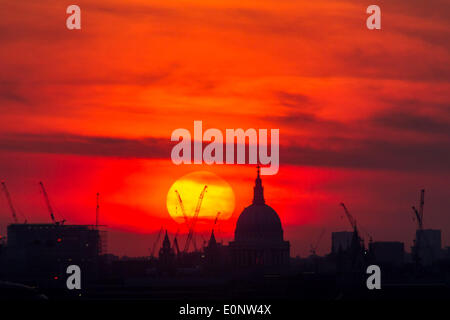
<box><xmin>310</xmin><ymin>229</ymin><xmax>326</xmax><ymax>256</ymax></box>
<box><xmin>151</xmin><ymin>227</ymin><xmax>164</xmax><ymax>257</ymax></box>
<box><xmin>174</xmin><ymin>190</ymin><xmax>197</xmax><ymax>249</ymax></box>
<box><xmin>39</xmin><ymin>181</ymin><xmax>65</xmax><ymax>225</ymax></box>
<box><xmin>1</xmin><ymin>182</ymin><xmax>18</xmax><ymax>223</ymax></box>
<box><xmin>183</xmin><ymin>185</ymin><xmax>207</xmax><ymax>253</ymax></box>
<box><xmin>173</xmin><ymin>229</ymin><xmax>180</xmax><ymax>255</ymax></box>
<box><xmin>211</xmin><ymin>211</ymin><xmax>222</xmax><ymax>241</ymax></box>
<box><xmin>340</xmin><ymin>203</ymin><xmax>357</xmax><ymax>232</ymax></box>
<box><xmin>340</xmin><ymin>202</ymin><xmax>364</xmax><ymax>248</ymax></box>
<box><xmin>175</xmin><ymin>190</ymin><xmax>190</xmax><ymax>227</ymax></box>
<box><xmin>199</xmin><ymin>234</ymin><xmax>207</xmax><ymax>247</ymax></box>
<box><xmin>96</xmin><ymin>192</ymin><xmax>100</xmax><ymax>227</ymax></box>
<box><xmin>412</xmin><ymin>189</ymin><xmax>425</xmax><ymax>230</ymax></box>
<box><xmin>214</xmin><ymin>211</ymin><xmax>221</xmax><ymax>226</ymax></box>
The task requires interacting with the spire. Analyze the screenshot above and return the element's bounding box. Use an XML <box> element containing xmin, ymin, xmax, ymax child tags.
<box><xmin>162</xmin><ymin>230</ymin><xmax>171</xmax><ymax>249</ymax></box>
<box><xmin>173</xmin><ymin>236</ymin><xmax>180</xmax><ymax>255</ymax></box>
<box><xmin>253</xmin><ymin>165</ymin><xmax>265</xmax><ymax>204</ymax></box>
<box><xmin>208</xmin><ymin>229</ymin><xmax>217</xmax><ymax>247</ymax></box>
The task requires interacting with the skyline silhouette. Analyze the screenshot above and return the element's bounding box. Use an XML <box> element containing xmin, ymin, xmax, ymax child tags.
<box><xmin>1</xmin><ymin>167</ymin><xmax>450</xmax><ymax>301</ymax></box>
<box><xmin>0</xmin><ymin>0</ymin><xmax>449</xmax><ymax>303</ymax></box>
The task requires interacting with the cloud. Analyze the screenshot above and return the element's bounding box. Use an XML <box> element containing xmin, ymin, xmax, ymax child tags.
<box><xmin>371</xmin><ymin>111</ymin><xmax>450</xmax><ymax>136</ymax></box>
<box><xmin>276</xmin><ymin>91</ymin><xmax>311</xmax><ymax>109</ymax></box>
<box><xmin>0</xmin><ymin>83</ymin><xmax>30</xmax><ymax>105</ymax></box>
<box><xmin>1</xmin><ymin>130</ymin><xmax>449</xmax><ymax>173</ymax></box>
<box><xmin>0</xmin><ymin>133</ymin><xmax>171</xmax><ymax>159</ymax></box>
<box><xmin>86</xmin><ymin>2</ymin><xmax>178</xmax><ymax>18</ymax></box>
<box><xmin>281</xmin><ymin>136</ymin><xmax>450</xmax><ymax>172</ymax></box>
<box><xmin>387</xmin><ymin>0</ymin><xmax>450</xmax><ymax>22</ymax></box>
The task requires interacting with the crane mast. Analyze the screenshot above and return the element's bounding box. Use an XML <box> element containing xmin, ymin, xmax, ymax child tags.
<box><xmin>310</xmin><ymin>229</ymin><xmax>325</xmax><ymax>255</ymax></box>
<box><xmin>214</xmin><ymin>211</ymin><xmax>221</xmax><ymax>227</ymax></box>
<box><xmin>412</xmin><ymin>189</ymin><xmax>425</xmax><ymax>230</ymax></box>
<box><xmin>340</xmin><ymin>202</ymin><xmax>364</xmax><ymax>246</ymax></box>
<box><xmin>339</xmin><ymin>202</ymin><xmax>365</xmax><ymax>267</ymax></box>
<box><xmin>173</xmin><ymin>229</ymin><xmax>180</xmax><ymax>255</ymax></box>
<box><xmin>39</xmin><ymin>181</ymin><xmax>64</xmax><ymax>225</ymax></box>
<box><xmin>175</xmin><ymin>190</ymin><xmax>190</xmax><ymax>226</ymax></box>
<box><xmin>96</xmin><ymin>192</ymin><xmax>100</xmax><ymax>227</ymax></box>
<box><xmin>1</xmin><ymin>182</ymin><xmax>18</xmax><ymax>223</ymax></box>
<box><xmin>151</xmin><ymin>227</ymin><xmax>164</xmax><ymax>257</ymax></box>
<box><xmin>183</xmin><ymin>185</ymin><xmax>207</xmax><ymax>253</ymax></box>
<box><xmin>340</xmin><ymin>202</ymin><xmax>357</xmax><ymax>231</ymax></box>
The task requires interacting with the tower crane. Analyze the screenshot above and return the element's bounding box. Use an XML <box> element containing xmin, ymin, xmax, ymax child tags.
<box><xmin>340</xmin><ymin>203</ymin><xmax>357</xmax><ymax>232</ymax></box>
<box><xmin>412</xmin><ymin>189</ymin><xmax>425</xmax><ymax>230</ymax></box>
<box><xmin>173</xmin><ymin>229</ymin><xmax>180</xmax><ymax>255</ymax></box>
<box><xmin>96</xmin><ymin>192</ymin><xmax>100</xmax><ymax>227</ymax></box>
<box><xmin>212</xmin><ymin>211</ymin><xmax>222</xmax><ymax>240</ymax></box>
<box><xmin>175</xmin><ymin>190</ymin><xmax>190</xmax><ymax>227</ymax></box>
<box><xmin>340</xmin><ymin>202</ymin><xmax>364</xmax><ymax>249</ymax></box>
<box><xmin>151</xmin><ymin>227</ymin><xmax>164</xmax><ymax>257</ymax></box>
<box><xmin>310</xmin><ymin>229</ymin><xmax>325</xmax><ymax>256</ymax></box>
<box><xmin>1</xmin><ymin>182</ymin><xmax>18</xmax><ymax>223</ymax></box>
<box><xmin>39</xmin><ymin>181</ymin><xmax>65</xmax><ymax>225</ymax></box>
<box><xmin>183</xmin><ymin>185</ymin><xmax>207</xmax><ymax>253</ymax></box>
<box><xmin>214</xmin><ymin>211</ymin><xmax>221</xmax><ymax>226</ymax></box>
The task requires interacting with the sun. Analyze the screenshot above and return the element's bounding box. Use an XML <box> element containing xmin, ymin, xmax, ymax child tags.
<box><xmin>166</xmin><ymin>171</ymin><xmax>235</xmax><ymax>225</ymax></box>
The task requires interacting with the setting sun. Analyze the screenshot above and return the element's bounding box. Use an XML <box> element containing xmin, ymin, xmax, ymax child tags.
<box><xmin>166</xmin><ymin>171</ymin><xmax>235</xmax><ymax>227</ymax></box>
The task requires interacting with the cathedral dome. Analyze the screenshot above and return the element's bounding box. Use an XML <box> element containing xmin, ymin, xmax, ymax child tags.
<box><xmin>234</xmin><ymin>166</ymin><xmax>284</xmax><ymax>243</ymax></box>
<box><xmin>235</xmin><ymin>203</ymin><xmax>283</xmax><ymax>242</ymax></box>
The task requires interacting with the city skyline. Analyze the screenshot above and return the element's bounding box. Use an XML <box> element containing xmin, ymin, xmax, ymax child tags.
<box><xmin>0</xmin><ymin>166</ymin><xmax>448</xmax><ymax>259</ymax></box>
<box><xmin>0</xmin><ymin>0</ymin><xmax>449</xmax><ymax>258</ymax></box>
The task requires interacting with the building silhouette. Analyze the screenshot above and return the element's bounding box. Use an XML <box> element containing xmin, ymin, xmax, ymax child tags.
<box><xmin>3</xmin><ymin>223</ymin><xmax>102</xmax><ymax>284</ymax></box>
<box><xmin>331</xmin><ymin>231</ymin><xmax>353</xmax><ymax>254</ymax></box>
<box><xmin>369</xmin><ymin>241</ymin><xmax>404</xmax><ymax>268</ymax></box>
<box><xmin>229</xmin><ymin>166</ymin><xmax>290</xmax><ymax>269</ymax></box>
<box><xmin>1</xmin><ymin>169</ymin><xmax>450</xmax><ymax>300</ymax></box>
<box><xmin>203</xmin><ymin>230</ymin><xmax>229</xmax><ymax>272</ymax></box>
<box><xmin>158</xmin><ymin>230</ymin><xmax>176</xmax><ymax>274</ymax></box>
<box><xmin>412</xmin><ymin>229</ymin><xmax>442</xmax><ymax>266</ymax></box>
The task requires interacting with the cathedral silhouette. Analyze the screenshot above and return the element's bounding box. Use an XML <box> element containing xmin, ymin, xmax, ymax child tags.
<box><xmin>229</xmin><ymin>166</ymin><xmax>290</xmax><ymax>269</ymax></box>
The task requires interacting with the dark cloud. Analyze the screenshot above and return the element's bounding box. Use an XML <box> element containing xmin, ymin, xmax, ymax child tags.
<box><xmin>334</xmin><ymin>46</ymin><xmax>450</xmax><ymax>82</ymax></box>
<box><xmin>0</xmin><ymin>133</ymin><xmax>171</xmax><ymax>159</ymax></box>
<box><xmin>268</xmin><ymin>91</ymin><xmax>345</xmax><ymax>131</ymax></box>
<box><xmin>379</xmin><ymin>97</ymin><xmax>450</xmax><ymax>115</ymax></box>
<box><xmin>387</xmin><ymin>0</ymin><xmax>450</xmax><ymax>22</ymax></box>
<box><xmin>281</xmin><ymin>136</ymin><xmax>450</xmax><ymax>172</ymax></box>
<box><xmin>276</xmin><ymin>91</ymin><xmax>311</xmax><ymax>109</ymax></box>
<box><xmin>371</xmin><ymin>111</ymin><xmax>450</xmax><ymax>136</ymax></box>
<box><xmin>0</xmin><ymin>84</ymin><xmax>30</xmax><ymax>105</ymax></box>
<box><xmin>1</xmin><ymin>130</ymin><xmax>449</xmax><ymax>173</ymax></box>
<box><xmin>270</xmin><ymin>90</ymin><xmax>450</xmax><ymax>172</ymax></box>
<box><xmin>86</xmin><ymin>2</ymin><xmax>178</xmax><ymax>18</ymax></box>
<box><xmin>0</xmin><ymin>69</ymin><xmax>172</xmax><ymax>87</ymax></box>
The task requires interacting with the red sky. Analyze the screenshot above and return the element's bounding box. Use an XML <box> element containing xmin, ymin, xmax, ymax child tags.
<box><xmin>0</xmin><ymin>0</ymin><xmax>449</xmax><ymax>257</ymax></box>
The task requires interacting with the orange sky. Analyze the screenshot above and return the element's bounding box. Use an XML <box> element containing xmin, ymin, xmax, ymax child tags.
<box><xmin>0</xmin><ymin>0</ymin><xmax>449</xmax><ymax>257</ymax></box>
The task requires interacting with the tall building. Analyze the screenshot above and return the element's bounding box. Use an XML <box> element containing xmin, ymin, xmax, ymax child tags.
<box><xmin>4</xmin><ymin>223</ymin><xmax>102</xmax><ymax>282</ymax></box>
<box><xmin>412</xmin><ymin>229</ymin><xmax>442</xmax><ymax>266</ymax></box>
<box><xmin>203</xmin><ymin>230</ymin><xmax>229</xmax><ymax>272</ymax></box>
<box><xmin>229</xmin><ymin>167</ymin><xmax>290</xmax><ymax>270</ymax></box>
<box><xmin>158</xmin><ymin>230</ymin><xmax>176</xmax><ymax>274</ymax></box>
<box><xmin>331</xmin><ymin>231</ymin><xmax>353</xmax><ymax>254</ymax></box>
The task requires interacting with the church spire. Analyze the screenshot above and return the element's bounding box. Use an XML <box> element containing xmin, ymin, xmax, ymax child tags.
<box><xmin>208</xmin><ymin>229</ymin><xmax>217</xmax><ymax>247</ymax></box>
<box><xmin>162</xmin><ymin>230</ymin><xmax>171</xmax><ymax>249</ymax></box>
<box><xmin>253</xmin><ymin>165</ymin><xmax>265</xmax><ymax>204</ymax></box>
